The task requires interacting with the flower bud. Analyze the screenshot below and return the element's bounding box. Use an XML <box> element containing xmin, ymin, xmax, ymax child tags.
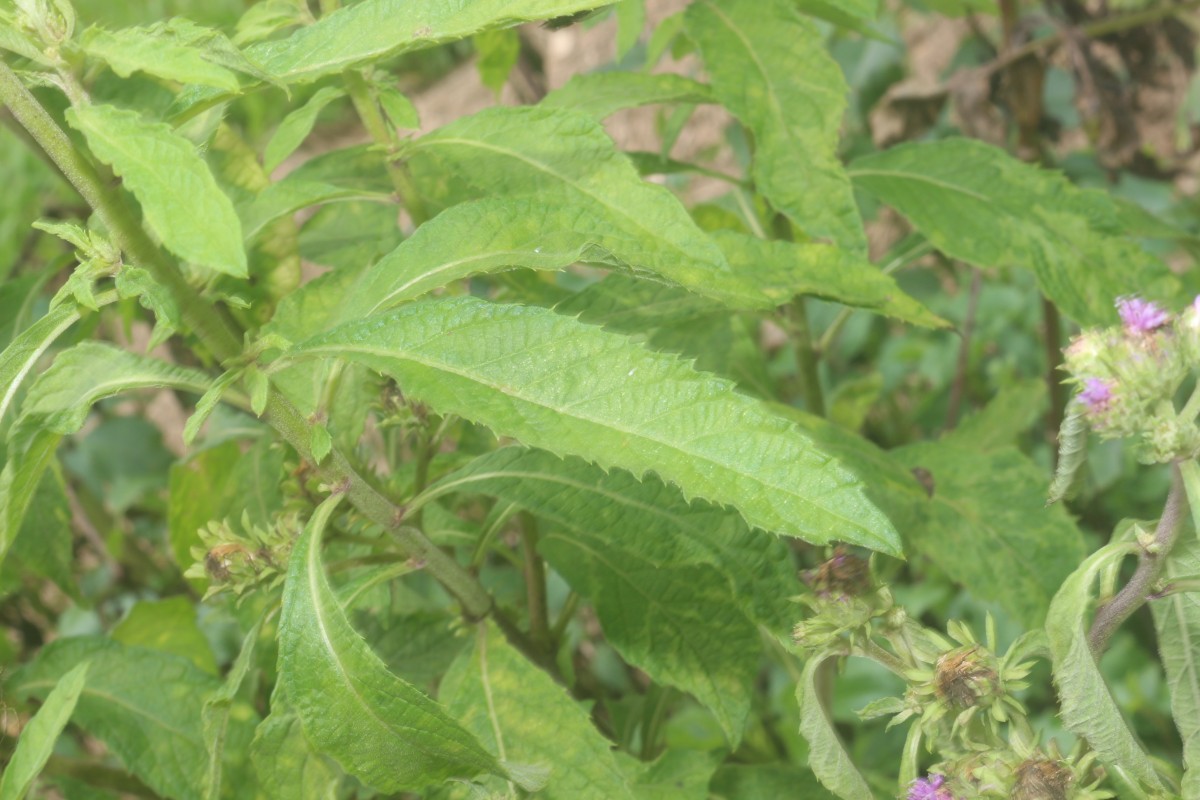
<box><xmin>907</xmin><ymin>774</ymin><xmax>955</xmax><ymax>800</ymax></box>
<box><xmin>934</xmin><ymin>645</ymin><xmax>999</xmax><ymax>709</ymax></box>
<box><xmin>802</xmin><ymin>547</ymin><xmax>871</xmax><ymax>599</ymax></box>
<box><xmin>1010</xmin><ymin>757</ymin><xmax>1072</xmax><ymax>800</ymax></box>
<box><xmin>14</xmin><ymin>0</ymin><xmax>74</xmax><ymax>46</ymax></box>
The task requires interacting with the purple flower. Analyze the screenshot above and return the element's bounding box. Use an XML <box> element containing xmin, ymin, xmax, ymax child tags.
<box><xmin>1078</xmin><ymin>378</ymin><xmax>1113</xmax><ymax>413</ymax></box>
<box><xmin>1117</xmin><ymin>296</ymin><xmax>1170</xmax><ymax>334</ymax></box>
<box><xmin>908</xmin><ymin>774</ymin><xmax>954</xmax><ymax>800</ymax></box>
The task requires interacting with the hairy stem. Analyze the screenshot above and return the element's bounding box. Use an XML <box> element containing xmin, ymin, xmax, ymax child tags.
<box><xmin>0</xmin><ymin>58</ymin><xmax>504</xmax><ymax>626</ymax></box>
<box><xmin>944</xmin><ymin>267</ymin><xmax>982</xmax><ymax>431</ymax></box>
<box><xmin>1088</xmin><ymin>463</ymin><xmax>1188</xmax><ymax>655</ymax></box>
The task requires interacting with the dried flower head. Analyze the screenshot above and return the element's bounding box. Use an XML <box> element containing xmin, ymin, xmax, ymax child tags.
<box><xmin>1116</xmin><ymin>296</ymin><xmax>1170</xmax><ymax>334</ymax></box>
<box><xmin>803</xmin><ymin>547</ymin><xmax>871</xmax><ymax>599</ymax></box>
<box><xmin>908</xmin><ymin>774</ymin><xmax>954</xmax><ymax>800</ymax></box>
<box><xmin>934</xmin><ymin>645</ymin><xmax>999</xmax><ymax>708</ymax></box>
<box><xmin>1010</xmin><ymin>757</ymin><xmax>1073</xmax><ymax>800</ymax></box>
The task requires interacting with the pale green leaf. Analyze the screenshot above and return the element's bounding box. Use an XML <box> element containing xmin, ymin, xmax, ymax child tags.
<box><xmin>255</xmin><ymin>0</ymin><xmax>609</xmax><ymax>84</ymax></box>
<box><xmin>440</xmin><ymin>622</ymin><xmax>636</xmax><ymax>799</ymax></box>
<box><xmin>1045</xmin><ymin>541</ymin><xmax>1165</xmax><ymax>790</ymax></box>
<box><xmin>377</xmin><ymin>83</ymin><xmax>419</xmax><ymax>130</ymax></box>
<box><xmin>81</xmin><ymin>26</ymin><xmax>241</xmax><ymax>91</ymax></box>
<box><xmin>952</xmin><ymin>378</ymin><xmax>1047</xmax><ymax>452</ymax></box>
<box><xmin>711</xmin><ymin>230</ymin><xmax>946</xmax><ymax>327</ymax></box>
<box><xmin>409</xmin><ymin>107</ymin><xmax>753</xmax><ymax>303</ymax></box>
<box><xmin>539</xmin><ymin>529</ymin><xmax>758</xmax><ymax>741</ymax></box>
<box><xmin>619</xmin><ymin>750</ymin><xmax>720</xmax><ymax>800</ymax></box>
<box><xmin>849</xmin><ymin>138</ymin><xmax>1175</xmax><ymax>325</ymax></box>
<box><xmin>278</xmin><ymin>495</ymin><xmax>506</xmax><ymax>792</ymax></box>
<box><xmin>0</xmin><ymin>430</ymin><xmax>59</xmax><ymax>575</ymax></box>
<box><xmin>203</xmin><ymin>617</ymin><xmax>265</xmax><ymax>800</ymax></box>
<box><xmin>542</xmin><ymin>72</ymin><xmax>712</xmax><ymax>120</ymax></box>
<box><xmin>474</xmin><ymin>28</ymin><xmax>519</xmax><ymax>95</ymax></box>
<box><xmin>685</xmin><ymin>0</ymin><xmax>865</xmax><ymax>254</ymax></box>
<box><xmin>1155</xmin><ymin>460</ymin><xmax>1200</xmax><ymax>796</ymax></box>
<box><xmin>241</xmin><ymin>179</ymin><xmax>389</xmax><ymax>242</ymax></box>
<box><xmin>7</xmin><ymin>637</ymin><xmax>219</xmax><ymax>800</ymax></box>
<box><xmin>263</xmin><ymin>86</ymin><xmax>344</xmax><ymax>173</ymax></box>
<box><xmin>892</xmin><ymin>442</ymin><xmax>1086</xmax><ymax>627</ymax></box>
<box><xmin>0</xmin><ymin>464</ymin><xmax>74</xmax><ymax>599</ymax></box>
<box><xmin>796</xmin><ymin>655</ymin><xmax>873</xmax><ymax>800</ymax></box>
<box><xmin>68</xmin><ymin>103</ymin><xmax>247</xmax><ymax>277</ymax></box>
<box><xmin>0</xmin><ymin>662</ymin><xmax>89</xmax><ymax>800</ymax></box>
<box><xmin>285</xmin><ymin>296</ymin><xmax>900</xmax><ymax>552</ymax></box>
<box><xmin>115</xmin><ymin>266</ymin><xmax>183</xmax><ymax>349</ymax></box>
<box><xmin>111</xmin><ymin>597</ymin><xmax>218</xmax><ymax>675</ymax></box>
<box><xmin>0</xmin><ymin>13</ymin><xmax>51</xmax><ymax>65</ymax></box>
<box><xmin>251</xmin><ymin>708</ymin><xmax>343</xmax><ymax>800</ymax></box>
<box><xmin>414</xmin><ymin>447</ymin><xmax>797</xmax><ymax>633</ymax></box>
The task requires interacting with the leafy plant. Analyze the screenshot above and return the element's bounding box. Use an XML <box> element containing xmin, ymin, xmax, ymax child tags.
<box><xmin>1</xmin><ymin>0</ymin><xmax>1200</xmax><ymax>798</ymax></box>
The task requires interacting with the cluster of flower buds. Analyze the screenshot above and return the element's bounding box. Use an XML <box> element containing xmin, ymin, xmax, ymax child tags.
<box><xmin>185</xmin><ymin>511</ymin><xmax>299</xmax><ymax>601</ymax></box>
<box><xmin>1061</xmin><ymin>296</ymin><xmax>1200</xmax><ymax>465</ymax></box>
<box><xmin>791</xmin><ymin>548</ymin><xmax>904</xmax><ymax>654</ymax></box>
<box><xmin>905</xmin><ymin>743</ymin><xmax>1116</xmax><ymax>800</ymax></box>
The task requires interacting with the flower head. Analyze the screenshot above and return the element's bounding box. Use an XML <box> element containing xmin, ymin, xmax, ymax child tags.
<box><xmin>1077</xmin><ymin>378</ymin><xmax>1113</xmax><ymax>414</ymax></box>
<box><xmin>1117</xmin><ymin>296</ymin><xmax>1170</xmax><ymax>334</ymax></box>
<box><xmin>908</xmin><ymin>774</ymin><xmax>954</xmax><ymax>800</ymax></box>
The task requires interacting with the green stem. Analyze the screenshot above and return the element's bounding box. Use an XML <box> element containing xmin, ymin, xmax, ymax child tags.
<box><xmin>550</xmin><ymin>591</ymin><xmax>580</xmax><ymax>644</ymax></box>
<box><xmin>342</xmin><ymin>70</ymin><xmax>429</xmax><ymax>225</ymax></box>
<box><xmin>520</xmin><ymin>512</ymin><xmax>550</xmax><ymax>654</ymax></box>
<box><xmin>790</xmin><ymin>298</ymin><xmax>825</xmax><ymax>417</ymax></box>
<box><xmin>0</xmin><ymin>58</ymin><xmax>505</xmax><ymax>626</ymax></box>
<box><xmin>1181</xmin><ymin>381</ymin><xmax>1200</xmax><ymax>422</ymax></box>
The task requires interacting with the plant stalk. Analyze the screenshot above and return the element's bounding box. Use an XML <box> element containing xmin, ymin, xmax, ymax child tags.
<box><xmin>1088</xmin><ymin>462</ymin><xmax>1189</xmax><ymax>655</ymax></box>
<box><xmin>0</xmin><ymin>57</ymin><xmax>503</xmax><ymax>626</ymax></box>
<box><xmin>519</xmin><ymin>512</ymin><xmax>551</xmax><ymax>654</ymax></box>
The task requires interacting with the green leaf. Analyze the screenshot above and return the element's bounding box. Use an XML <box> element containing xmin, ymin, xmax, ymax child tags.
<box><xmin>7</xmin><ymin>637</ymin><xmax>219</xmax><ymax>800</ymax></box>
<box><xmin>2</xmin><ymin>342</ymin><xmax>209</xmax><ymax>570</ymax></box>
<box><xmin>285</xmin><ymin>296</ymin><xmax>900</xmax><ymax>552</ymax></box>
<box><xmin>796</xmin><ymin>654</ymin><xmax>873</xmax><ymax>800</ymax></box>
<box><xmin>540</xmin><ymin>528</ymin><xmax>759</xmax><ymax>742</ymax></box>
<box><xmin>0</xmin><ymin>465</ymin><xmax>74</xmax><ymax>599</ymax></box>
<box><xmin>415</xmin><ymin>447</ymin><xmax>797</xmax><ymax>633</ymax></box>
<box><xmin>849</xmin><ymin>138</ymin><xmax>1174</xmax><ymax>325</ymax></box>
<box><xmin>0</xmin><ymin>661</ymin><xmax>89</xmax><ymax>800</ymax></box>
<box><xmin>278</xmin><ymin>495</ymin><xmax>506</xmax><ymax>792</ymax></box>
<box><xmin>67</xmin><ymin>104</ymin><xmax>247</xmax><ymax>278</ymax></box>
<box><xmin>1045</xmin><ymin>541</ymin><xmax>1165</xmax><ymax>791</ymax></box>
<box><xmin>111</xmin><ymin>597</ymin><xmax>218</xmax><ymax>674</ymax></box>
<box><xmin>202</xmin><ymin>617</ymin><xmax>265</xmax><ymax>800</ymax></box>
<box><xmin>892</xmin><ymin>442</ymin><xmax>1086</xmax><ymax>627</ymax></box>
<box><xmin>251</xmin><ymin>708</ymin><xmax>343</xmax><ymax>800</ymax></box>
<box><xmin>409</xmin><ymin>107</ymin><xmax>752</xmax><ymax>303</ymax></box>
<box><xmin>0</xmin><ymin>293</ymin><xmax>116</xmax><ymax>424</ymax></box>
<box><xmin>542</xmin><ymin>72</ymin><xmax>712</xmax><ymax>119</ymax></box>
<box><xmin>620</xmin><ymin>750</ymin><xmax>720</xmax><ymax>800</ymax></box>
<box><xmin>255</xmin><ymin>0</ymin><xmax>609</xmax><ymax>84</ymax></box>
<box><xmin>685</xmin><ymin>0</ymin><xmax>865</xmax><ymax>254</ymax></box>
<box><xmin>14</xmin><ymin>341</ymin><xmax>211</xmax><ymax>436</ymax></box>
<box><xmin>440</xmin><ymin>622</ymin><xmax>636</xmax><ymax>799</ymax></box>
<box><xmin>951</xmin><ymin>378</ymin><xmax>1047</xmax><ymax>452</ymax></box>
<box><xmin>80</xmin><ymin>26</ymin><xmax>241</xmax><ymax>91</ymax></box>
<box><xmin>263</xmin><ymin>86</ymin><xmax>345</xmax><ymax>173</ymax></box>
<box><xmin>376</xmin><ymin>83</ymin><xmax>419</xmax><ymax>130</ymax></box>
<box><xmin>710</xmin><ymin>230</ymin><xmax>945</xmax><ymax>327</ymax></box>
<box><xmin>1155</xmin><ymin>460</ymin><xmax>1200</xmax><ymax>796</ymax></box>
<box><xmin>709</xmin><ymin>763</ymin><xmax>838</xmax><ymax>800</ymax></box>
<box><xmin>615</xmin><ymin>0</ymin><xmax>645</xmax><ymax>58</ymax></box>
<box><xmin>474</xmin><ymin>28</ymin><xmax>519</xmax><ymax>95</ymax></box>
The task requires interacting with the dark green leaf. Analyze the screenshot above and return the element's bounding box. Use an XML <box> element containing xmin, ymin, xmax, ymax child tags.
<box><xmin>542</xmin><ymin>72</ymin><xmax>712</xmax><ymax>119</ymax></box>
<box><xmin>111</xmin><ymin>597</ymin><xmax>218</xmax><ymax>674</ymax></box>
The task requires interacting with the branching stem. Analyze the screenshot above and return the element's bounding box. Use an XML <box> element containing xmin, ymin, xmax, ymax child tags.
<box><xmin>1088</xmin><ymin>462</ymin><xmax>1188</xmax><ymax>655</ymax></box>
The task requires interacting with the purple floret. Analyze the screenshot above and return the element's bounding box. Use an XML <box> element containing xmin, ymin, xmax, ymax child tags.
<box><xmin>1078</xmin><ymin>378</ymin><xmax>1113</xmax><ymax>412</ymax></box>
<box><xmin>1117</xmin><ymin>296</ymin><xmax>1170</xmax><ymax>333</ymax></box>
<box><xmin>908</xmin><ymin>774</ymin><xmax>954</xmax><ymax>800</ymax></box>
